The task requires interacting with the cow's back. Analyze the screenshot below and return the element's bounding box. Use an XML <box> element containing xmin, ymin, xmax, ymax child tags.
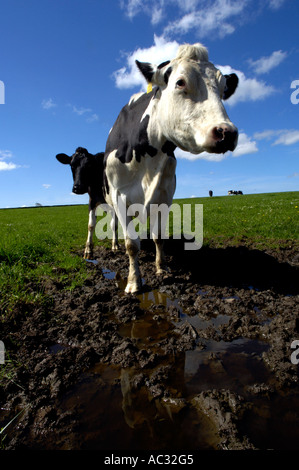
<box><xmin>105</xmin><ymin>91</ymin><xmax>156</xmax><ymax>164</ymax></box>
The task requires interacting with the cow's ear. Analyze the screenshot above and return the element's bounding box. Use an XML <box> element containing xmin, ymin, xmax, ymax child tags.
<box><xmin>136</xmin><ymin>60</ymin><xmax>171</xmax><ymax>87</ymax></box>
<box><xmin>223</xmin><ymin>73</ymin><xmax>238</xmax><ymax>100</ymax></box>
<box><xmin>56</xmin><ymin>153</ymin><xmax>71</xmax><ymax>165</ymax></box>
<box><xmin>136</xmin><ymin>61</ymin><xmax>155</xmax><ymax>83</ymax></box>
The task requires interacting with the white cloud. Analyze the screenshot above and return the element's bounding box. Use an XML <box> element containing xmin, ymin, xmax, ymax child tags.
<box><xmin>121</xmin><ymin>0</ymin><xmax>144</xmax><ymax>19</ymax></box>
<box><xmin>43</xmin><ymin>184</ymin><xmax>51</xmax><ymax>189</ymax></box>
<box><xmin>175</xmin><ymin>147</ymin><xmax>225</xmax><ymax>162</ymax></box>
<box><xmin>254</xmin><ymin>130</ymin><xmax>277</xmax><ymax>141</ymax></box>
<box><xmin>121</xmin><ymin>0</ymin><xmax>166</xmax><ymax>24</ymax></box>
<box><xmin>232</xmin><ymin>132</ymin><xmax>258</xmax><ymax>156</ymax></box>
<box><xmin>175</xmin><ymin>132</ymin><xmax>257</xmax><ymax>161</ymax></box>
<box><xmin>42</xmin><ymin>98</ymin><xmax>57</xmax><ymax>110</ymax></box>
<box><xmin>86</xmin><ymin>113</ymin><xmax>99</xmax><ymax>123</ymax></box>
<box><xmin>121</xmin><ymin>0</ymin><xmax>246</xmax><ymax>37</ymax></box>
<box><xmin>248</xmin><ymin>50</ymin><xmax>287</xmax><ymax>75</ymax></box>
<box><xmin>121</xmin><ymin>0</ymin><xmax>287</xmax><ymax>38</ymax></box>
<box><xmin>113</xmin><ymin>35</ymin><xmax>180</xmax><ymax>90</ymax></box>
<box><xmin>163</xmin><ymin>0</ymin><xmax>245</xmax><ymax>39</ymax></box>
<box><xmin>72</xmin><ymin>105</ymin><xmax>92</xmax><ymax>116</ymax></box>
<box><xmin>268</xmin><ymin>0</ymin><xmax>286</xmax><ymax>9</ymax></box>
<box><xmin>0</xmin><ymin>150</ymin><xmax>13</xmax><ymax>160</ymax></box>
<box><xmin>0</xmin><ymin>150</ymin><xmax>20</xmax><ymax>171</ymax></box>
<box><xmin>0</xmin><ymin>162</ymin><xmax>18</xmax><ymax>171</ymax></box>
<box><xmin>218</xmin><ymin>65</ymin><xmax>276</xmax><ymax>105</ymax></box>
<box><xmin>273</xmin><ymin>130</ymin><xmax>299</xmax><ymax>146</ymax></box>
<box><xmin>151</xmin><ymin>5</ymin><xmax>164</xmax><ymax>25</ymax></box>
<box><xmin>67</xmin><ymin>104</ymin><xmax>99</xmax><ymax>123</ymax></box>
<box><xmin>254</xmin><ymin>129</ymin><xmax>299</xmax><ymax>146</ymax></box>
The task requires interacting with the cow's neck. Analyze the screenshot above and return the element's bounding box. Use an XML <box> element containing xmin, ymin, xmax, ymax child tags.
<box><xmin>145</xmin><ymin>94</ymin><xmax>177</xmax><ymax>159</ymax></box>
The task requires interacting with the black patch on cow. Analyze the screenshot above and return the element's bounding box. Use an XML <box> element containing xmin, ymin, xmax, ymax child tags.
<box><xmin>134</xmin><ymin>115</ymin><xmax>158</xmax><ymax>162</ymax></box>
<box><xmin>158</xmin><ymin>60</ymin><xmax>171</xmax><ymax>70</ymax></box>
<box><xmin>164</xmin><ymin>67</ymin><xmax>172</xmax><ymax>85</ymax></box>
<box><xmin>161</xmin><ymin>140</ymin><xmax>176</xmax><ymax>158</ymax></box>
<box><xmin>105</xmin><ymin>92</ymin><xmax>158</xmax><ymax>164</ymax></box>
<box><xmin>223</xmin><ymin>73</ymin><xmax>239</xmax><ymax>100</ymax></box>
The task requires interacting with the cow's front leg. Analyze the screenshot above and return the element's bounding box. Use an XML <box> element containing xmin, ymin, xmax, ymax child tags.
<box><xmin>153</xmin><ymin>236</ymin><xmax>168</xmax><ymax>275</ymax></box>
<box><xmin>125</xmin><ymin>237</ymin><xmax>142</xmax><ymax>294</ymax></box>
<box><xmin>113</xmin><ymin>194</ymin><xmax>142</xmax><ymax>293</ymax></box>
<box><xmin>84</xmin><ymin>208</ymin><xmax>96</xmax><ymax>259</ymax></box>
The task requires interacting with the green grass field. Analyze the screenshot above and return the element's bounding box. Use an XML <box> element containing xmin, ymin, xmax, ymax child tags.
<box><xmin>177</xmin><ymin>191</ymin><xmax>299</xmax><ymax>247</ymax></box>
<box><xmin>0</xmin><ymin>191</ymin><xmax>298</xmax><ymax>316</ymax></box>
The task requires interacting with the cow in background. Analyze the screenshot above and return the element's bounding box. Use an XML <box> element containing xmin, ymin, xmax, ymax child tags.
<box><xmin>228</xmin><ymin>190</ymin><xmax>243</xmax><ymax>195</ymax></box>
<box><xmin>56</xmin><ymin>147</ymin><xmax>118</xmax><ymax>259</ymax></box>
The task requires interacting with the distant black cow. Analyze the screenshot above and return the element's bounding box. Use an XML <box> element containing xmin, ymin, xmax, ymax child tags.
<box><xmin>209</xmin><ymin>190</ymin><xmax>213</xmax><ymax>197</ymax></box>
<box><xmin>56</xmin><ymin>147</ymin><xmax>118</xmax><ymax>259</ymax></box>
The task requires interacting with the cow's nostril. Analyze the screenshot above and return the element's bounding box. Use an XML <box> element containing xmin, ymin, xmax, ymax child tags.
<box><xmin>213</xmin><ymin>127</ymin><xmax>224</xmax><ymax>141</ymax></box>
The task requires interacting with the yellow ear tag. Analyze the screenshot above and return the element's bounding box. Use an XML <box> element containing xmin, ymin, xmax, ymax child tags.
<box><xmin>147</xmin><ymin>83</ymin><xmax>153</xmax><ymax>94</ymax></box>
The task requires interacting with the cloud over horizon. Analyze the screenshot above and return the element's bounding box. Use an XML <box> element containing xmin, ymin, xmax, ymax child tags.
<box><xmin>0</xmin><ymin>150</ymin><xmax>20</xmax><ymax>171</ymax></box>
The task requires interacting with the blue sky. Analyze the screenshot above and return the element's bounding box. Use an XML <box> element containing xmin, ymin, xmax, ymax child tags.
<box><xmin>0</xmin><ymin>0</ymin><xmax>298</xmax><ymax>208</ymax></box>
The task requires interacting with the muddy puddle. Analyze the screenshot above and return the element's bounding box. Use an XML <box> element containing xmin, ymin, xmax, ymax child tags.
<box><xmin>1</xmin><ymin>243</ymin><xmax>298</xmax><ymax>450</ymax></box>
<box><xmin>45</xmin><ymin>266</ymin><xmax>297</xmax><ymax>450</ymax></box>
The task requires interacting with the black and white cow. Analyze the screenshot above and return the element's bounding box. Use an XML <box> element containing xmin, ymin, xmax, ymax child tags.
<box><xmin>228</xmin><ymin>190</ymin><xmax>243</xmax><ymax>195</ymax></box>
<box><xmin>56</xmin><ymin>147</ymin><xmax>119</xmax><ymax>259</ymax></box>
<box><xmin>103</xmin><ymin>43</ymin><xmax>239</xmax><ymax>293</ymax></box>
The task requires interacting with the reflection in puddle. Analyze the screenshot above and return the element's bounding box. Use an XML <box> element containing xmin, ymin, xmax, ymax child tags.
<box><xmin>58</xmin><ymin>267</ymin><xmax>296</xmax><ymax>450</ymax></box>
<box><xmin>59</xmin><ymin>362</ymin><xmax>218</xmax><ymax>450</ymax></box>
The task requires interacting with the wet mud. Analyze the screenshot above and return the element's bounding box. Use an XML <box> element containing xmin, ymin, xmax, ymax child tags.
<box><xmin>1</xmin><ymin>239</ymin><xmax>298</xmax><ymax>450</ymax></box>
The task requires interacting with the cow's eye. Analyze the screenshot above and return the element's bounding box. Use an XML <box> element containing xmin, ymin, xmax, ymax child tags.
<box><xmin>176</xmin><ymin>79</ymin><xmax>186</xmax><ymax>89</ymax></box>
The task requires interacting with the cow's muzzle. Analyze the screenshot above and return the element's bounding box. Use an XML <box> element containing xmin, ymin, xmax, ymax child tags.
<box><xmin>72</xmin><ymin>184</ymin><xmax>87</xmax><ymax>195</ymax></box>
<box><xmin>208</xmin><ymin>124</ymin><xmax>238</xmax><ymax>154</ymax></box>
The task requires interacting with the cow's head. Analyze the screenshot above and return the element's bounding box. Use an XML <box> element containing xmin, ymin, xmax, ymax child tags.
<box><xmin>136</xmin><ymin>43</ymin><xmax>239</xmax><ymax>155</ymax></box>
<box><xmin>56</xmin><ymin>147</ymin><xmax>93</xmax><ymax>194</ymax></box>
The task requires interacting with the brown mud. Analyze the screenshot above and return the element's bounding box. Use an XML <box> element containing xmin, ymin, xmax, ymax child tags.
<box><xmin>1</xmin><ymin>239</ymin><xmax>298</xmax><ymax>450</ymax></box>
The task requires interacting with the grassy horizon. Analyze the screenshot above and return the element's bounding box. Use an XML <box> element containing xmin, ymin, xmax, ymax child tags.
<box><xmin>0</xmin><ymin>191</ymin><xmax>298</xmax><ymax>316</ymax></box>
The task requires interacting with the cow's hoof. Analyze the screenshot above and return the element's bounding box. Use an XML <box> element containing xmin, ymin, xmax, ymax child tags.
<box><xmin>125</xmin><ymin>281</ymin><xmax>142</xmax><ymax>294</ymax></box>
<box><xmin>111</xmin><ymin>243</ymin><xmax>119</xmax><ymax>252</ymax></box>
<box><xmin>156</xmin><ymin>266</ymin><xmax>170</xmax><ymax>276</ymax></box>
<box><xmin>84</xmin><ymin>253</ymin><xmax>93</xmax><ymax>260</ymax></box>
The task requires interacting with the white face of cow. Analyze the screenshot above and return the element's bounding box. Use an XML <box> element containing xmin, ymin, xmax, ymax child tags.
<box><xmin>136</xmin><ymin>43</ymin><xmax>239</xmax><ymax>155</ymax></box>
